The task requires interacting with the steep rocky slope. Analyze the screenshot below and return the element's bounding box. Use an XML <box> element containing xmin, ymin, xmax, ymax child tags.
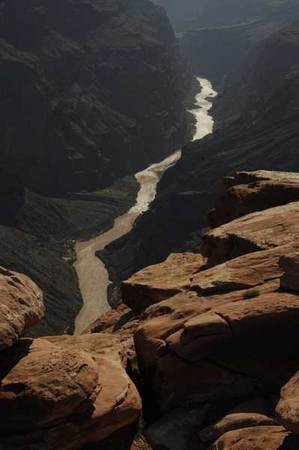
<box><xmin>3</xmin><ymin>170</ymin><xmax>299</xmax><ymax>449</ymax></box>
<box><xmin>87</xmin><ymin>170</ymin><xmax>299</xmax><ymax>449</ymax></box>
<box><xmin>0</xmin><ymin>171</ymin><xmax>299</xmax><ymax>450</ymax></box>
<box><xmin>0</xmin><ymin>0</ymin><xmax>191</xmax><ymax>194</ymax></box>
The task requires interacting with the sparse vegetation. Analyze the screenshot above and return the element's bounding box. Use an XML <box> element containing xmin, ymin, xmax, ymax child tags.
<box><xmin>243</xmin><ymin>289</ymin><xmax>260</xmax><ymax>300</ymax></box>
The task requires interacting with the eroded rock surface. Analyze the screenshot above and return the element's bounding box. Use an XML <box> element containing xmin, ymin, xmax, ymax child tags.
<box><xmin>0</xmin><ymin>334</ymin><xmax>142</xmax><ymax>449</ymax></box>
<box><xmin>0</xmin><ymin>266</ymin><xmax>44</xmax><ymax>350</ymax></box>
<box><xmin>209</xmin><ymin>170</ymin><xmax>299</xmax><ymax>227</ymax></box>
<box><xmin>203</xmin><ymin>202</ymin><xmax>299</xmax><ymax>266</ymax></box>
<box><xmin>123</xmin><ymin>253</ymin><xmax>205</xmax><ymax>312</ymax></box>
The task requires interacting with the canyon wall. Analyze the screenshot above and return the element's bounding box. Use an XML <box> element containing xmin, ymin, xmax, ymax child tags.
<box><xmin>0</xmin><ymin>0</ymin><xmax>191</xmax><ymax>195</ymax></box>
<box><xmin>0</xmin><ymin>0</ymin><xmax>191</xmax><ymax>335</ymax></box>
<box><xmin>101</xmin><ymin>22</ymin><xmax>299</xmax><ymax>294</ymax></box>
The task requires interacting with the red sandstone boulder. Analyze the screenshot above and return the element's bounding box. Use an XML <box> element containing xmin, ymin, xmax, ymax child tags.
<box><xmin>0</xmin><ymin>333</ymin><xmax>142</xmax><ymax>449</ymax></box>
<box><xmin>0</xmin><ymin>266</ymin><xmax>44</xmax><ymax>350</ymax></box>
<box><xmin>135</xmin><ymin>280</ymin><xmax>279</xmax><ymax>369</ymax></box>
<box><xmin>191</xmin><ymin>246</ymin><xmax>286</xmax><ymax>295</ymax></box>
<box><xmin>209</xmin><ymin>170</ymin><xmax>299</xmax><ymax>227</ymax></box>
<box><xmin>122</xmin><ymin>253</ymin><xmax>205</xmax><ymax>312</ymax></box>
<box><xmin>135</xmin><ymin>290</ymin><xmax>299</xmax><ymax>411</ymax></box>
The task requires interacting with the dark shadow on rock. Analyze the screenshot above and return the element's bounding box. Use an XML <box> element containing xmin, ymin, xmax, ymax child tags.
<box><xmin>278</xmin><ymin>435</ymin><xmax>299</xmax><ymax>449</ymax></box>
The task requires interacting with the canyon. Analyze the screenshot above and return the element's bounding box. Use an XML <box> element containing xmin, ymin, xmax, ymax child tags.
<box><xmin>1</xmin><ymin>0</ymin><xmax>299</xmax><ymax>449</ymax></box>
<box><xmin>0</xmin><ymin>0</ymin><xmax>192</xmax><ymax>336</ymax></box>
<box><xmin>74</xmin><ymin>77</ymin><xmax>217</xmax><ymax>335</ymax></box>
<box><xmin>2</xmin><ymin>171</ymin><xmax>299</xmax><ymax>449</ymax></box>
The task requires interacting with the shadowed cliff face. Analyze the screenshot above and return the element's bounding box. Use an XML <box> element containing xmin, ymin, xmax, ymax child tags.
<box><xmin>0</xmin><ymin>0</ymin><xmax>194</xmax><ymax>335</ymax></box>
<box><xmin>100</xmin><ymin>23</ymin><xmax>299</xmax><ymax>288</ymax></box>
<box><xmin>0</xmin><ymin>0</ymin><xmax>191</xmax><ymax>195</ymax></box>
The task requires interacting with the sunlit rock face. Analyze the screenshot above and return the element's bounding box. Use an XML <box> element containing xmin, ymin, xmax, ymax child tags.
<box><xmin>0</xmin><ymin>0</ymin><xmax>191</xmax><ymax>195</ymax></box>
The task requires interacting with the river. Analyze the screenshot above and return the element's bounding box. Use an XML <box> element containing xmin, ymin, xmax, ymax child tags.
<box><xmin>74</xmin><ymin>77</ymin><xmax>217</xmax><ymax>334</ymax></box>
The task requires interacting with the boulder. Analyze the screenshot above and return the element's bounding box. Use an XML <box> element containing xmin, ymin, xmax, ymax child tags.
<box><xmin>209</xmin><ymin>170</ymin><xmax>299</xmax><ymax>227</ymax></box>
<box><xmin>200</xmin><ymin>398</ymin><xmax>276</xmax><ymax>443</ymax></box>
<box><xmin>123</xmin><ymin>253</ymin><xmax>205</xmax><ymax>312</ymax></box>
<box><xmin>135</xmin><ymin>289</ymin><xmax>299</xmax><ymax>412</ymax></box>
<box><xmin>191</xmin><ymin>246</ymin><xmax>286</xmax><ymax>295</ymax></box>
<box><xmin>0</xmin><ymin>266</ymin><xmax>44</xmax><ymax>350</ymax></box>
<box><xmin>135</xmin><ymin>280</ymin><xmax>279</xmax><ymax>369</ymax></box>
<box><xmin>170</xmin><ymin>292</ymin><xmax>299</xmax><ymax>362</ymax></box>
<box><xmin>203</xmin><ymin>202</ymin><xmax>299</xmax><ymax>266</ymax></box>
<box><xmin>276</xmin><ymin>370</ymin><xmax>299</xmax><ymax>434</ymax></box>
<box><xmin>0</xmin><ymin>334</ymin><xmax>142</xmax><ymax>449</ymax></box>
<box><xmin>209</xmin><ymin>426</ymin><xmax>295</xmax><ymax>450</ymax></box>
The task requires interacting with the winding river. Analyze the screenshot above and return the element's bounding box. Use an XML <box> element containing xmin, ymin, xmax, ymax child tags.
<box><xmin>74</xmin><ymin>77</ymin><xmax>217</xmax><ymax>334</ymax></box>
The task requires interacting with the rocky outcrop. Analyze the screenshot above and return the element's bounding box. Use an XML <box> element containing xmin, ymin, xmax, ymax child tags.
<box><xmin>191</xmin><ymin>246</ymin><xmax>287</xmax><ymax>294</ymax></box>
<box><xmin>0</xmin><ymin>0</ymin><xmax>191</xmax><ymax>195</ymax></box>
<box><xmin>87</xmin><ymin>169</ymin><xmax>299</xmax><ymax>449</ymax></box>
<box><xmin>0</xmin><ymin>271</ymin><xmax>142</xmax><ymax>449</ymax></box>
<box><xmin>6</xmin><ymin>169</ymin><xmax>299</xmax><ymax>449</ymax></box>
<box><xmin>0</xmin><ymin>266</ymin><xmax>44</xmax><ymax>350</ymax></box>
<box><xmin>0</xmin><ymin>334</ymin><xmax>142</xmax><ymax>449</ymax></box>
<box><xmin>123</xmin><ymin>253</ymin><xmax>205</xmax><ymax>312</ymax></box>
<box><xmin>209</xmin><ymin>170</ymin><xmax>299</xmax><ymax>228</ymax></box>
<box><xmin>203</xmin><ymin>203</ymin><xmax>299</xmax><ymax>266</ymax></box>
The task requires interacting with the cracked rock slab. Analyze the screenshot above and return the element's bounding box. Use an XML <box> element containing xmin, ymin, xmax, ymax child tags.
<box><xmin>122</xmin><ymin>253</ymin><xmax>205</xmax><ymax>312</ymax></box>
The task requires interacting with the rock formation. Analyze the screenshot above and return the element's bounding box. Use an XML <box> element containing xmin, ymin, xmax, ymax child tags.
<box><xmin>87</xmin><ymin>170</ymin><xmax>299</xmax><ymax>449</ymax></box>
<box><xmin>4</xmin><ymin>170</ymin><xmax>299</xmax><ymax>449</ymax></box>
<box><xmin>0</xmin><ymin>268</ymin><xmax>142</xmax><ymax>449</ymax></box>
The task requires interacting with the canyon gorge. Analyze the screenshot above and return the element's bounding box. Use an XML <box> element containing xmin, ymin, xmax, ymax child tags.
<box><xmin>1</xmin><ymin>0</ymin><xmax>299</xmax><ymax>449</ymax></box>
